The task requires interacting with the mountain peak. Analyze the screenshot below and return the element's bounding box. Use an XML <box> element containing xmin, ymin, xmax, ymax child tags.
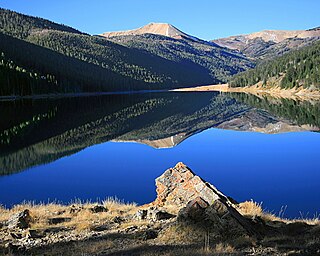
<box><xmin>101</xmin><ymin>22</ymin><xmax>198</xmax><ymax>40</ymax></box>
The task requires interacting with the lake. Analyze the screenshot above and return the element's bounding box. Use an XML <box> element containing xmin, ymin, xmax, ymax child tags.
<box><xmin>0</xmin><ymin>91</ymin><xmax>319</xmax><ymax>218</ymax></box>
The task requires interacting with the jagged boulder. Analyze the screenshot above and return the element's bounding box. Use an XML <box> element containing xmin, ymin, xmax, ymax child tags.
<box><xmin>152</xmin><ymin>162</ymin><xmax>262</xmax><ymax>238</ymax></box>
<box><xmin>7</xmin><ymin>209</ymin><xmax>32</xmax><ymax>229</ymax></box>
<box><xmin>153</xmin><ymin>162</ymin><xmax>223</xmax><ymax>208</ymax></box>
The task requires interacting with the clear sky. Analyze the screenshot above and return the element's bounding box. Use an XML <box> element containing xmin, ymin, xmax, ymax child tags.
<box><xmin>1</xmin><ymin>0</ymin><xmax>319</xmax><ymax>40</ymax></box>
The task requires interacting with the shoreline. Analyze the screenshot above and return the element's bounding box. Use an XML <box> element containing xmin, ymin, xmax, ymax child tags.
<box><xmin>172</xmin><ymin>84</ymin><xmax>320</xmax><ymax>100</ymax></box>
<box><xmin>0</xmin><ymin>89</ymin><xmax>169</xmax><ymax>101</ymax></box>
<box><xmin>2</xmin><ymin>84</ymin><xmax>320</xmax><ymax>101</ymax></box>
<box><xmin>1</xmin><ymin>163</ymin><xmax>319</xmax><ymax>256</ymax></box>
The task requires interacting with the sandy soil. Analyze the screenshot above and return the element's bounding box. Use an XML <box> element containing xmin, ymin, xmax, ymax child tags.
<box><xmin>172</xmin><ymin>84</ymin><xmax>320</xmax><ymax>101</ymax></box>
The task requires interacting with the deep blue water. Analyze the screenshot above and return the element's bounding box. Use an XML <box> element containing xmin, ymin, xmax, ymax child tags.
<box><xmin>1</xmin><ymin>128</ymin><xmax>319</xmax><ymax>218</ymax></box>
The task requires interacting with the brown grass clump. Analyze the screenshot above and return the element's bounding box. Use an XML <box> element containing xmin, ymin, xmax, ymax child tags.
<box><xmin>66</xmin><ymin>207</ymin><xmax>111</xmax><ymax>232</ymax></box>
<box><xmin>237</xmin><ymin>200</ymin><xmax>282</xmax><ymax>222</ymax></box>
<box><xmin>158</xmin><ymin>223</ymin><xmax>205</xmax><ymax>244</ymax></box>
<box><xmin>214</xmin><ymin>242</ymin><xmax>235</xmax><ymax>253</ymax></box>
<box><xmin>237</xmin><ymin>200</ymin><xmax>263</xmax><ymax>217</ymax></box>
<box><xmin>103</xmin><ymin>197</ymin><xmax>137</xmax><ymax>215</ymax></box>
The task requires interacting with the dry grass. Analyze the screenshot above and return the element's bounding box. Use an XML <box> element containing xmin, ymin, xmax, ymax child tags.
<box><xmin>237</xmin><ymin>200</ymin><xmax>263</xmax><ymax>217</ymax></box>
<box><xmin>238</xmin><ymin>200</ymin><xmax>320</xmax><ymax>227</ymax></box>
<box><xmin>103</xmin><ymin>197</ymin><xmax>137</xmax><ymax>215</ymax></box>
<box><xmin>237</xmin><ymin>200</ymin><xmax>282</xmax><ymax>222</ymax></box>
<box><xmin>158</xmin><ymin>223</ymin><xmax>205</xmax><ymax>244</ymax></box>
<box><xmin>0</xmin><ymin>198</ymin><xmax>140</xmax><ymax>232</ymax></box>
<box><xmin>214</xmin><ymin>243</ymin><xmax>235</xmax><ymax>253</ymax></box>
<box><xmin>119</xmin><ymin>219</ymin><xmax>150</xmax><ymax>230</ymax></box>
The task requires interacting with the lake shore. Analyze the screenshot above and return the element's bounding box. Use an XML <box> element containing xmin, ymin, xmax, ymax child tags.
<box><xmin>2</xmin><ymin>84</ymin><xmax>320</xmax><ymax>102</ymax></box>
<box><xmin>1</xmin><ymin>163</ymin><xmax>319</xmax><ymax>256</ymax></box>
<box><xmin>0</xmin><ymin>90</ymin><xmax>171</xmax><ymax>101</ymax></box>
<box><xmin>172</xmin><ymin>84</ymin><xmax>320</xmax><ymax>101</ymax></box>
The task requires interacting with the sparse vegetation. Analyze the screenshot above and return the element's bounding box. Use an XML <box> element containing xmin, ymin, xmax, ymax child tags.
<box><xmin>1</xmin><ymin>198</ymin><xmax>319</xmax><ymax>256</ymax></box>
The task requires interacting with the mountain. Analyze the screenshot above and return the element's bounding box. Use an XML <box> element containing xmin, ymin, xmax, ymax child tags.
<box><xmin>1</xmin><ymin>92</ymin><xmax>319</xmax><ymax>176</ymax></box>
<box><xmin>0</xmin><ymin>8</ymin><xmax>254</xmax><ymax>96</ymax></box>
<box><xmin>0</xmin><ymin>8</ymin><xmax>83</xmax><ymax>39</ymax></box>
<box><xmin>100</xmin><ymin>23</ymin><xmax>253</xmax><ymax>83</ymax></box>
<box><xmin>212</xmin><ymin>28</ymin><xmax>320</xmax><ymax>60</ymax></box>
<box><xmin>229</xmin><ymin>40</ymin><xmax>320</xmax><ymax>89</ymax></box>
<box><xmin>0</xmin><ymin>8</ymin><xmax>218</xmax><ymax>95</ymax></box>
<box><xmin>101</xmin><ymin>22</ymin><xmax>200</xmax><ymax>41</ymax></box>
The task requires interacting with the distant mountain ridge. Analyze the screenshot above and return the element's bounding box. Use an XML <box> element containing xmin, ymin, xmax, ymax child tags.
<box><xmin>212</xmin><ymin>28</ymin><xmax>320</xmax><ymax>60</ymax></box>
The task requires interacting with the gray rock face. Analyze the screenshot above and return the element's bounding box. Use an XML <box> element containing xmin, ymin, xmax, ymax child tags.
<box><xmin>178</xmin><ymin>197</ymin><xmax>209</xmax><ymax>221</ymax></box>
<box><xmin>135</xmin><ymin>210</ymin><xmax>148</xmax><ymax>220</ymax></box>
<box><xmin>90</xmin><ymin>205</ymin><xmax>108</xmax><ymax>213</ymax></box>
<box><xmin>7</xmin><ymin>209</ymin><xmax>31</xmax><ymax>229</ymax></box>
<box><xmin>152</xmin><ymin>163</ymin><xmax>262</xmax><ymax>238</ymax></box>
<box><xmin>153</xmin><ymin>162</ymin><xmax>222</xmax><ymax>208</ymax></box>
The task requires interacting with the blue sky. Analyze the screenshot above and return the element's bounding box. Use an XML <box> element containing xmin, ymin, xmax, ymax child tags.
<box><xmin>1</xmin><ymin>0</ymin><xmax>319</xmax><ymax>40</ymax></box>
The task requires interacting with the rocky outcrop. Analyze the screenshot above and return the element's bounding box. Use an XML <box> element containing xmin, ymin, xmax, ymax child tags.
<box><xmin>6</xmin><ymin>210</ymin><xmax>32</xmax><ymax>230</ymax></box>
<box><xmin>151</xmin><ymin>162</ymin><xmax>261</xmax><ymax>237</ymax></box>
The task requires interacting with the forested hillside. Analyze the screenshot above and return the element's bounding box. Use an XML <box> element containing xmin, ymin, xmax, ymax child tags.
<box><xmin>0</xmin><ymin>8</ymin><xmax>83</xmax><ymax>39</ymax></box>
<box><xmin>229</xmin><ymin>41</ymin><xmax>320</xmax><ymax>89</ymax></box>
<box><xmin>0</xmin><ymin>8</ymin><xmax>253</xmax><ymax>96</ymax></box>
<box><xmin>0</xmin><ymin>32</ymin><xmax>150</xmax><ymax>95</ymax></box>
<box><xmin>104</xmin><ymin>33</ymin><xmax>253</xmax><ymax>83</ymax></box>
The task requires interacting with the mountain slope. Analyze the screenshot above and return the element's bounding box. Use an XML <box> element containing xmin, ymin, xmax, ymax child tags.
<box><xmin>0</xmin><ymin>32</ymin><xmax>148</xmax><ymax>95</ymax></box>
<box><xmin>0</xmin><ymin>8</ymin><xmax>255</xmax><ymax>95</ymax></box>
<box><xmin>0</xmin><ymin>8</ymin><xmax>224</xmax><ymax>95</ymax></box>
<box><xmin>101</xmin><ymin>25</ymin><xmax>254</xmax><ymax>83</ymax></box>
<box><xmin>213</xmin><ymin>28</ymin><xmax>320</xmax><ymax>60</ymax></box>
<box><xmin>0</xmin><ymin>8</ymin><xmax>83</xmax><ymax>39</ymax></box>
<box><xmin>229</xmin><ymin>41</ymin><xmax>320</xmax><ymax>89</ymax></box>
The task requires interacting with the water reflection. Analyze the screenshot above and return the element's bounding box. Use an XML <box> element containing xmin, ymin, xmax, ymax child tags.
<box><xmin>0</xmin><ymin>92</ymin><xmax>319</xmax><ymax>175</ymax></box>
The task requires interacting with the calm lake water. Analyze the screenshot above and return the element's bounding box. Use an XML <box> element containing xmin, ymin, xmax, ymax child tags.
<box><xmin>0</xmin><ymin>92</ymin><xmax>319</xmax><ymax>218</ymax></box>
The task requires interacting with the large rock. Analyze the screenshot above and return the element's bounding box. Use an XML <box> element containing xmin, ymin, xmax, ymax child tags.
<box><xmin>7</xmin><ymin>209</ymin><xmax>32</xmax><ymax>229</ymax></box>
<box><xmin>152</xmin><ymin>162</ymin><xmax>261</xmax><ymax>238</ymax></box>
<box><xmin>153</xmin><ymin>162</ymin><xmax>223</xmax><ymax>208</ymax></box>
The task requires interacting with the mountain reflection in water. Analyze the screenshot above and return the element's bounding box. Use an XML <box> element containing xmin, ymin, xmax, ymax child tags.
<box><xmin>0</xmin><ymin>92</ymin><xmax>319</xmax><ymax>176</ymax></box>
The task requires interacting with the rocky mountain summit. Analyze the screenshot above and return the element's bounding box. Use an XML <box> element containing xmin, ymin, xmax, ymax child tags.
<box><xmin>0</xmin><ymin>163</ymin><xmax>319</xmax><ymax>255</ymax></box>
<box><xmin>101</xmin><ymin>22</ymin><xmax>200</xmax><ymax>41</ymax></box>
